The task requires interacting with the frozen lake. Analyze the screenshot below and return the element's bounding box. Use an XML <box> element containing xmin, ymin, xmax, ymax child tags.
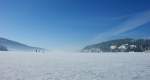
<box><xmin>0</xmin><ymin>52</ymin><xmax>150</xmax><ymax>80</ymax></box>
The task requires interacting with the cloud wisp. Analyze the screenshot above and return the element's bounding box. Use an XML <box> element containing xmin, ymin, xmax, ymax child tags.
<box><xmin>90</xmin><ymin>10</ymin><xmax>150</xmax><ymax>44</ymax></box>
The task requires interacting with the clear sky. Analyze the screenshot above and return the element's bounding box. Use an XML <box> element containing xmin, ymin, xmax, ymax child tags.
<box><xmin>0</xmin><ymin>0</ymin><xmax>150</xmax><ymax>51</ymax></box>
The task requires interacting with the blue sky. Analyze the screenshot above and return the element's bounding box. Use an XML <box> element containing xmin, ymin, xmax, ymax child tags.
<box><xmin>0</xmin><ymin>0</ymin><xmax>150</xmax><ymax>51</ymax></box>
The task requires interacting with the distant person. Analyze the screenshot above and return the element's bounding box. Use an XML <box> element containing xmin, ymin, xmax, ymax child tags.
<box><xmin>35</xmin><ymin>49</ymin><xmax>38</xmax><ymax>53</ymax></box>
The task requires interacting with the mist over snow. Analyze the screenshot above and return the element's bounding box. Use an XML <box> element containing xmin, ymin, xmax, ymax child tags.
<box><xmin>0</xmin><ymin>51</ymin><xmax>150</xmax><ymax>80</ymax></box>
<box><xmin>0</xmin><ymin>0</ymin><xmax>150</xmax><ymax>80</ymax></box>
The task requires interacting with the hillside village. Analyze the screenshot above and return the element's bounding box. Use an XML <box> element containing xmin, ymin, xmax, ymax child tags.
<box><xmin>82</xmin><ymin>38</ymin><xmax>150</xmax><ymax>53</ymax></box>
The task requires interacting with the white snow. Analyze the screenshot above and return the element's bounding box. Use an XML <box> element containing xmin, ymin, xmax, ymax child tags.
<box><xmin>110</xmin><ymin>45</ymin><xmax>117</xmax><ymax>49</ymax></box>
<box><xmin>0</xmin><ymin>51</ymin><xmax>150</xmax><ymax>80</ymax></box>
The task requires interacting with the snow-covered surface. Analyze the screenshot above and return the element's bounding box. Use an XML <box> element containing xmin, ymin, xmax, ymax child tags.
<box><xmin>0</xmin><ymin>52</ymin><xmax>150</xmax><ymax>80</ymax></box>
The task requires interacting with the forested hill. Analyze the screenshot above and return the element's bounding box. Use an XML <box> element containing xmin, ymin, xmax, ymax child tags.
<box><xmin>82</xmin><ymin>38</ymin><xmax>150</xmax><ymax>53</ymax></box>
<box><xmin>0</xmin><ymin>37</ymin><xmax>45</xmax><ymax>52</ymax></box>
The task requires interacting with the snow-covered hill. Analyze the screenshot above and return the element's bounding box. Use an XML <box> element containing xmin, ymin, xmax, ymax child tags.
<box><xmin>82</xmin><ymin>38</ymin><xmax>150</xmax><ymax>53</ymax></box>
<box><xmin>0</xmin><ymin>52</ymin><xmax>150</xmax><ymax>80</ymax></box>
<box><xmin>0</xmin><ymin>37</ymin><xmax>44</xmax><ymax>52</ymax></box>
